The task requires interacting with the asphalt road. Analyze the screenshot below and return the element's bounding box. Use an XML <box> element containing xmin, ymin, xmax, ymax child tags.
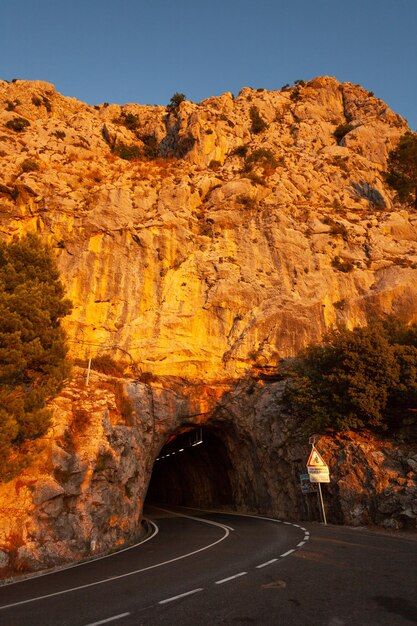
<box><xmin>0</xmin><ymin>506</ymin><xmax>416</xmax><ymax>626</ymax></box>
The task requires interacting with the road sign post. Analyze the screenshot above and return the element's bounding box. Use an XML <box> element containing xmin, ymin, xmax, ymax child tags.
<box><xmin>317</xmin><ymin>483</ymin><xmax>327</xmax><ymax>525</ymax></box>
<box><xmin>306</xmin><ymin>444</ymin><xmax>330</xmax><ymax>525</ymax></box>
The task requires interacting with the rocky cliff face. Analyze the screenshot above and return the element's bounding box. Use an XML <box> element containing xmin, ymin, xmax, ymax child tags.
<box><xmin>0</xmin><ymin>76</ymin><xmax>415</xmax><ymax>378</ymax></box>
<box><xmin>0</xmin><ymin>369</ymin><xmax>415</xmax><ymax>576</ymax></box>
<box><xmin>0</xmin><ymin>77</ymin><xmax>416</xmax><ymax>576</ymax></box>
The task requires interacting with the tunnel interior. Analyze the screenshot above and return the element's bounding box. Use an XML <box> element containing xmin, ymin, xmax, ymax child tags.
<box><xmin>145</xmin><ymin>426</ymin><xmax>237</xmax><ymax>509</ymax></box>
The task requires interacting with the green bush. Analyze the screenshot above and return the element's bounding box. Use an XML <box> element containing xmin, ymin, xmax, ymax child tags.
<box><xmin>112</xmin><ymin>142</ymin><xmax>141</xmax><ymax>160</ymax></box>
<box><xmin>42</xmin><ymin>97</ymin><xmax>52</xmax><ymax>113</ymax></box>
<box><xmin>0</xmin><ymin>234</ymin><xmax>72</xmax><ymax>479</ymax></box>
<box><xmin>31</xmin><ymin>95</ymin><xmax>51</xmax><ymax>112</ymax></box>
<box><xmin>232</xmin><ymin>145</ymin><xmax>249</xmax><ymax>158</ymax></box>
<box><xmin>5</xmin><ymin>99</ymin><xmax>20</xmax><ymax>111</ymax></box>
<box><xmin>20</xmin><ymin>158</ymin><xmax>39</xmax><ymax>173</ymax></box>
<box><xmin>281</xmin><ymin>318</ymin><xmax>417</xmax><ymax>433</ymax></box>
<box><xmin>249</xmin><ymin>106</ymin><xmax>268</xmax><ymax>134</ymax></box>
<box><xmin>244</xmin><ymin>148</ymin><xmax>278</xmax><ymax>172</ymax></box>
<box><xmin>168</xmin><ymin>92</ymin><xmax>186</xmax><ymax>110</ymax></box>
<box><xmin>290</xmin><ymin>89</ymin><xmax>302</xmax><ymax>102</ymax></box>
<box><xmin>5</xmin><ymin>117</ymin><xmax>30</xmax><ymax>132</ymax></box>
<box><xmin>114</xmin><ymin>112</ymin><xmax>140</xmax><ymax>132</ymax></box>
<box><xmin>140</xmin><ymin>133</ymin><xmax>159</xmax><ymax>159</ymax></box>
<box><xmin>384</xmin><ymin>131</ymin><xmax>417</xmax><ymax>210</ymax></box>
<box><xmin>52</xmin><ymin>130</ymin><xmax>66</xmax><ymax>140</ymax></box>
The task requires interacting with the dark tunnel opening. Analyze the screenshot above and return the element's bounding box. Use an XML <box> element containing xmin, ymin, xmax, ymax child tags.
<box><xmin>145</xmin><ymin>426</ymin><xmax>236</xmax><ymax>509</ymax></box>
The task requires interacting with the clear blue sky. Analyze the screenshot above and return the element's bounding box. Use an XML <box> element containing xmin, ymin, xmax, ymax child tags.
<box><xmin>1</xmin><ymin>0</ymin><xmax>416</xmax><ymax>129</ymax></box>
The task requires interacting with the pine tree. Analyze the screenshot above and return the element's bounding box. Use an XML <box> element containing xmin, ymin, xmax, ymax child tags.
<box><xmin>0</xmin><ymin>234</ymin><xmax>71</xmax><ymax>479</ymax></box>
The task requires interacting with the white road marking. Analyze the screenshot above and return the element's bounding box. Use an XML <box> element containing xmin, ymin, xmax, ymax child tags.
<box><xmin>256</xmin><ymin>558</ymin><xmax>278</xmax><ymax>569</ymax></box>
<box><xmin>215</xmin><ymin>572</ymin><xmax>247</xmax><ymax>585</ymax></box>
<box><xmin>297</xmin><ymin>541</ymin><xmax>306</xmax><ymax>547</ymax></box>
<box><xmin>83</xmin><ymin>613</ymin><xmax>130</xmax><ymax>626</ymax></box>
<box><xmin>0</xmin><ymin>512</ymin><xmax>231</xmax><ymax>611</ymax></box>
<box><xmin>154</xmin><ymin>506</ymin><xmax>235</xmax><ymax>532</ymax></box>
<box><xmin>300</xmin><ymin>527</ymin><xmax>307</xmax><ymax>531</ymax></box>
<box><xmin>280</xmin><ymin>549</ymin><xmax>295</xmax><ymax>557</ymax></box>
<box><xmin>159</xmin><ymin>588</ymin><xmax>203</xmax><ymax>604</ymax></box>
<box><xmin>1</xmin><ymin>520</ymin><xmax>159</xmax><ymax>588</ymax></box>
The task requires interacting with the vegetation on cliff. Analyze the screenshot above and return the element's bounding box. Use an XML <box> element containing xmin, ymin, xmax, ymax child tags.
<box><xmin>0</xmin><ymin>234</ymin><xmax>71</xmax><ymax>480</ymax></box>
<box><xmin>282</xmin><ymin>317</ymin><xmax>417</xmax><ymax>433</ymax></box>
<box><xmin>384</xmin><ymin>131</ymin><xmax>417</xmax><ymax>209</ymax></box>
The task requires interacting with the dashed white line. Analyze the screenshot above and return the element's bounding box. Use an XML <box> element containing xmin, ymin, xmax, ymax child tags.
<box><xmin>297</xmin><ymin>541</ymin><xmax>306</xmax><ymax>547</ymax></box>
<box><xmin>215</xmin><ymin>572</ymin><xmax>247</xmax><ymax>585</ymax></box>
<box><xmin>159</xmin><ymin>588</ymin><xmax>203</xmax><ymax>604</ymax></box>
<box><xmin>280</xmin><ymin>549</ymin><xmax>295</xmax><ymax>557</ymax></box>
<box><xmin>83</xmin><ymin>613</ymin><xmax>130</xmax><ymax>626</ymax></box>
<box><xmin>256</xmin><ymin>558</ymin><xmax>278</xmax><ymax>569</ymax></box>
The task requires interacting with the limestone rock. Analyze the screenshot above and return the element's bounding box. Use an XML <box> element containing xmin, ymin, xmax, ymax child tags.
<box><xmin>0</xmin><ymin>77</ymin><xmax>416</xmax><ymax>577</ymax></box>
<box><xmin>0</xmin><ymin>76</ymin><xmax>413</xmax><ymax>379</ymax></box>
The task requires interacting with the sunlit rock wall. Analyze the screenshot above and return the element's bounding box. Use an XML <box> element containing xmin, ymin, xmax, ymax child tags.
<box><xmin>1</xmin><ymin>76</ymin><xmax>416</xmax><ymax>379</ymax></box>
<box><xmin>0</xmin><ymin>77</ymin><xmax>416</xmax><ymax>576</ymax></box>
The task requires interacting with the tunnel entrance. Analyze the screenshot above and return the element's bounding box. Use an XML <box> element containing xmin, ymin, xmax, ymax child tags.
<box><xmin>145</xmin><ymin>426</ymin><xmax>235</xmax><ymax>509</ymax></box>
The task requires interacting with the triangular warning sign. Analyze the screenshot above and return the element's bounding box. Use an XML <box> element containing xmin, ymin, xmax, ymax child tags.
<box><xmin>307</xmin><ymin>447</ymin><xmax>327</xmax><ymax>468</ymax></box>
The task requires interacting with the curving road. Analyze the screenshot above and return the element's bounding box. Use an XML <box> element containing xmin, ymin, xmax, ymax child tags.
<box><xmin>0</xmin><ymin>506</ymin><xmax>416</xmax><ymax>626</ymax></box>
<box><xmin>0</xmin><ymin>506</ymin><xmax>305</xmax><ymax>626</ymax></box>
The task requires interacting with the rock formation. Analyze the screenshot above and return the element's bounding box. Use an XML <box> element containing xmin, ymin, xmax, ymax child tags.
<box><xmin>0</xmin><ymin>76</ymin><xmax>416</xmax><ymax>576</ymax></box>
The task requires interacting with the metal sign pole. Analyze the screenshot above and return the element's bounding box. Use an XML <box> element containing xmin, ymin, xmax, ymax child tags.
<box><xmin>317</xmin><ymin>482</ymin><xmax>327</xmax><ymax>525</ymax></box>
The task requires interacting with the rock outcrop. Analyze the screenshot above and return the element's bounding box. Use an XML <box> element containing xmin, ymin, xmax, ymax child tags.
<box><xmin>0</xmin><ymin>76</ymin><xmax>415</xmax><ymax>378</ymax></box>
<box><xmin>0</xmin><ymin>370</ymin><xmax>415</xmax><ymax>576</ymax></box>
<box><xmin>0</xmin><ymin>77</ymin><xmax>416</xmax><ymax>576</ymax></box>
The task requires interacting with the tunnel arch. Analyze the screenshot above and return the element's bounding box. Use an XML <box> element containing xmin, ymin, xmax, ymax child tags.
<box><xmin>143</xmin><ymin>398</ymin><xmax>282</xmax><ymax>515</ymax></box>
<box><xmin>138</xmin><ymin>378</ymin><xmax>313</xmax><ymax>522</ymax></box>
<box><xmin>145</xmin><ymin>424</ymin><xmax>237</xmax><ymax>508</ymax></box>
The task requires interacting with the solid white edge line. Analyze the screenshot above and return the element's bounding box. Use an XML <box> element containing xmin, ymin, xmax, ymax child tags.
<box><xmin>256</xmin><ymin>558</ymin><xmax>278</xmax><ymax>569</ymax></box>
<box><xmin>1</xmin><ymin>519</ymin><xmax>159</xmax><ymax>588</ymax></box>
<box><xmin>0</xmin><ymin>512</ymin><xmax>231</xmax><ymax>612</ymax></box>
<box><xmin>178</xmin><ymin>505</ymin><xmax>311</xmax><ymax>537</ymax></box>
<box><xmin>83</xmin><ymin>612</ymin><xmax>131</xmax><ymax>626</ymax></box>
<box><xmin>153</xmin><ymin>506</ymin><xmax>235</xmax><ymax>532</ymax></box>
<box><xmin>215</xmin><ymin>572</ymin><xmax>247</xmax><ymax>585</ymax></box>
<box><xmin>158</xmin><ymin>588</ymin><xmax>203</xmax><ymax>604</ymax></box>
<box><xmin>280</xmin><ymin>549</ymin><xmax>295</xmax><ymax>557</ymax></box>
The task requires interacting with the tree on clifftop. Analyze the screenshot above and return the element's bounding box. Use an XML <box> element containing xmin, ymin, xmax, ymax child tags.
<box><xmin>0</xmin><ymin>234</ymin><xmax>72</xmax><ymax>480</ymax></box>
<box><xmin>384</xmin><ymin>131</ymin><xmax>417</xmax><ymax>210</ymax></box>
